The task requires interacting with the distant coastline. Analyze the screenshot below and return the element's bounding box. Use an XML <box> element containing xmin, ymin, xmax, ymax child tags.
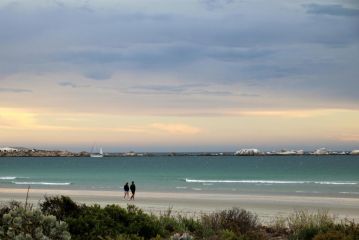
<box><xmin>0</xmin><ymin>146</ymin><xmax>358</xmax><ymax>157</ymax></box>
<box><xmin>0</xmin><ymin>148</ymin><xmax>89</xmax><ymax>157</ymax></box>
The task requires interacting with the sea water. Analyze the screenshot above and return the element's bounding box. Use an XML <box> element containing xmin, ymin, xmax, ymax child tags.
<box><xmin>0</xmin><ymin>155</ymin><xmax>358</xmax><ymax>197</ymax></box>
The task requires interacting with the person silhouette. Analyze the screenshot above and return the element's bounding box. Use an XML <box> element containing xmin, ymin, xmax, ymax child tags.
<box><xmin>123</xmin><ymin>182</ymin><xmax>129</xmax><ymax>199</ymax></box>
<box><xmin>130</xmin><ymin>181</ymin><xmax>136</xmax><ymax>200</ymax></box>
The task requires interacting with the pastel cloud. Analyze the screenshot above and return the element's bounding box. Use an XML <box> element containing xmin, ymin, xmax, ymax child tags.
<box><xmin>304</xmin><ymin>4</ymin><xmax>359</xmax><ymax>17</ymax></box>
<box><xmin>0</xmin><ymin>108</ymin><xmax>37</xmax><ymax>128</ymax></box>
<box><xmin>0</xmin><ymin>88</ymin><xmax>32</xmax><ymax>93</ymax></box>
<box><xmin>338</xmin><ymin>134</ymin><xmax>359</xmax><ymax>142</ymax></box>
<box><xmin>150</xmin><ymin>123</ymin><xmax>201</xmax><ymax>135</ymax></box>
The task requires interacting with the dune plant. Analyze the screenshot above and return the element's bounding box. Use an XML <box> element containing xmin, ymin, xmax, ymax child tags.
<box><xmin>197</xmin><ymin>208</ymin><xmax>263</xmax><ymax>239</ymax></box>
<box><xmin>287</xmin><ymin>210</ymin><xmax>335</xmax><ymax>240</ymax></box>
<box><xmin>0</xmin><ymin>201</ymin><xmax>70</xmax><ymax>240</ymax></box>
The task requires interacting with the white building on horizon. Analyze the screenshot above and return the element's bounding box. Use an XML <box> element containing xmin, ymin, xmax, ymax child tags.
<box><xmin>276</xmin><ymin>149</ymin><xmax>305</xmax><ymax>155</ymax></box>
<box><xmin>234</xmin><ymin>148</ymin><xmax>261</xmax><ymax>156</ymax></box>
<box><xmin>0</xmin><ymin>147</ymin><xmax>19</xmax><ymax>153</ymax></box>
<box><xmin>312</xmin><ymin>148</ymin><xmax>329</xmax><ymax>155</ymax></box>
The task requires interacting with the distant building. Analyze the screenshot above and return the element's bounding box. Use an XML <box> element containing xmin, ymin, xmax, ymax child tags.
<box><xmin>312</xmin><ymin>148</ymin><xmax>329</xmax><ymax>155</ymax></box>
<box><xmin>351</xmin><ymin>150</ymin><xmax>359</xmax><ymax>155</ymax></box>
<box><xmin>276</xmin><ymin>149</ymin><xmax>304</xmax><ymax>155</ymax></box>
<box><xmin>0</xmin><ymin>147</ymin><xmax>19</xmax><ymax>153</ymax></box>
<box><xmin>123</xmin><ymin>151</ymin><xmax>137</xmax><ymax>157</ymax></box>
<box><xmin>234</xmin><ymin>148</ymin><xmax>261</xmax><ymax>156</ymax></box>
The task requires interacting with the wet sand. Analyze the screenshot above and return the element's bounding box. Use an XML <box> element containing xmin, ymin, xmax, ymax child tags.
<box><xmin>1</xmin><ymin>188</ymin><xmax>358</xmax><ymax>223</ymax></box>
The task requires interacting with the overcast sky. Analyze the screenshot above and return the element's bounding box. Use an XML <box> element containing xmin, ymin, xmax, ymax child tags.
<box><xmin>0</xmin><ymin>0</ymin><xmax>358</xmax><ymax>151</ymax></box>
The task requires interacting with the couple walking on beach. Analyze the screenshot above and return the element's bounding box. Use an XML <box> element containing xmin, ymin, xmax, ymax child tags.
<box><xmin>124</xmin><ymin>181</ymin><xmax>136</xmax><ymax>200</ymax></box>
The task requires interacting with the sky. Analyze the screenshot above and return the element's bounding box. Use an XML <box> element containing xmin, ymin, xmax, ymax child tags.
<box><xmin>0</xmin><ymin>0</ymin><xmax>358</xmax><ymax>152</ymax></box>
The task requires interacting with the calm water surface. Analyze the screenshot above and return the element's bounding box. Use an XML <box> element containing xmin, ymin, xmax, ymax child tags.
<box><xmin>0</xmin><ymin>155</ymin><xmax>358</xmax><ymax>197</ymax></box>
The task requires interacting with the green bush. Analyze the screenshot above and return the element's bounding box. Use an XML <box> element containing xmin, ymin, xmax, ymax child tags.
<box><xmin>40</xmin><ymin>196</ymin><xmax>163</xmax><ymax>240</ymax></box>
<box><xmin>170</xmin><ymin>232</ymin><xmax>194</xmax><ymax>240</ymax></box>
<box><xmin>40</xmin><ymin>195</ymin><xmax>81</xmax><ymax>220</ymax></box>
<box><xmin>199</xmin><ymin>208</ymin><xmax>260</xmax><ymax>237</ymax></box>
<box><xmin>220</xmin><ymin>229</ymin><xmax>240</xmax><ymax>240</ymax></box>
<box><xmin>35</xmin><ymin>195</ymin><xmax>359</xmax><ymax>240</ymax></box>
<box><xmin>287</xmin><ymin>210</ymin><xmax>335</xmax><ymax>240</ymax></box>
<box><xmin>331</xmin><ymin>220</ymin><xmax>359</xmax><ymax>240</ymax></box>
<box><xmin>178</xmin><ymin>216</ymin><xmax>201</xmax><ymax>233</ymax></box>
<box><xmin>0</xmin><ymin>201</ymin><xmax>70</xmax><ymax>240</ymax></box>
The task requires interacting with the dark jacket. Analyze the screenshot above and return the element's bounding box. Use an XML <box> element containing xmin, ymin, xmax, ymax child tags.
<box><xmin>130</xmin><ymin>183</ymin><xmax>136</xmax><ymax>193</ymax></box>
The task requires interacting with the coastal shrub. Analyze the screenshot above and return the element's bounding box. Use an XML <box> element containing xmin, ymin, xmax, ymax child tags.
<box><xmin>126</xmin><ymin>205</ymin><xmax>161</xmax><ymax>239</ymax></box>
<box><xmin>113</xmin><ymin>234</ymin><xmax>145</xmax><ymax>240</ymax></box>
<box><xmin>0</xmin><ymin>201</ymin><xmax>22</xmax><ymax>218</ymax></box>
<box><xmin>40</xmin><ymin>195</ymin><xmax>81</xmax><ymax>220</ymax></box>
<box><xmin>313</xmin><ymin>230</ymin><xmax>346</xmax><ymax>240</ymax></box>
<box><xmin>220</xmin><ymin>229</ymin><xmax>239</xmax><ymax>240</ymax></box>
<box><xmin>40</xmin><ymin>196</ymin><xmax>163</xmax><ymax>240</ymax></box>
<box><xmin>170</xmin><ymin>232</ymin><xmax>194</xmax><ymax>240</ymax></box>
<box><xmin>66</xmin><ymin>204</ymin><xmax>131</xmax><ymax>239</ymax></box>
<box><xmin>157</xmin><ymin>207</ymin><xmax>201</xmax><ymax>237</ymax></box>
<box><xmin>199</xmin><ymin>208</ymin><xmax>260</xmax><ymax>237</ymax></box>
<box><xmin>329</xmin><ymin>220</ymin><xmax>359</xmax><ymax>240</ymax></box>
<box><xmin>178</xmin><ymin>216</ymin><xmax>202</xmax><ymax>233</ymax></box>
<box><xmin>0</xmin><ymin>201</ymin><xmax>70</xmax><ymax>240</ymax></box>
<box><xmin>287</xmin><ymin>210</ymin><xmax>335</xmax><ymax>240</ymax></box>
<box><xmin>159</xmin><ymin>215</ymin><xmax>184</xmax><ymax>234</ymax></box>
<box><xmin>265</xmin><ymin>220</ymin><xmax>289</xmax><ymax>240</ymax></box>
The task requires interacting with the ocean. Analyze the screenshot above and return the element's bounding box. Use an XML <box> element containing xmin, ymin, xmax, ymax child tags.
<box><xmin>0</xmin><ymin>155</ymin><xmax>358</xmax><ymax>197</ymax></box>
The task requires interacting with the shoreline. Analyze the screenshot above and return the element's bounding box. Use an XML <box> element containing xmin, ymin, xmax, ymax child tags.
<box><xmin>1</xmin><ymin>188</ymin><xmax>358</xmax><ymax>223</ymax></box>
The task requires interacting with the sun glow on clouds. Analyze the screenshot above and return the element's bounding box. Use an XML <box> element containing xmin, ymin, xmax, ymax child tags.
<box><xmin>0</xmin><ymin>107</ymin><xmax>201</xmax><ymax>138</ymax></box>
<box><xmin>233</xmin><ymin>109</ymin><xmax>349</xmax><ymax>118</ymax></box>
<box><xmin>338</xmin><ymin>134</ymin><xmax>359</xmax><ymax>142</ymax></box>
<box><xmin>150</xmin><ymin>123</ymin><xmax>201</xmax><ymax>135</ymax></box>
<box><xmin>0</xmin><ymin>108</ymin><xmax>37</xmax><ymax>128</ymax></box>
<box><xmin>1</xmin><ymin>107</ymin><xmax>358</xmax><ymax>150</ymax></box>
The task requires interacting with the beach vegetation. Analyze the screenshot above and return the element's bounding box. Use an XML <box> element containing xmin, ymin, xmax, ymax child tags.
<box><xmin>196</xmin><ymin>208</ymin><xmax>262</xmax><ymax>239</ymax></box>
<box><xmin>0</xmin><ymin>201</ymin><xmax>70</xmax><ymax>240</ymax></box>
<box><xmin>3</xmin><ymin>196</ymin><xmax>359</xmax><ymax>240</ymax></box>
<box><xmin>170</xmin><ymin>232</ymin><xmax>194</xmax><ymax>240</ymax></box>
<box><xmin>40</xmin><ymin>196</ymin><xmax>162</xmax><ymax>239</ymax></box>
<box><xmin>285</xmin><ymin>210</ymin><xmax>359</xmax><ymax>240</ymax></box>
<box><xmin>312</xmin><ymin>230</ymin><xmax>346</xmax><ymax>240</ymax></box>
<box><xmin>287</xmin><ymin>210</ymin><xmax>335</xmax><ymax>240</ymax></box>
<box><xmin>40</xmin><ymin>195</ymin><xmax>81</xmax><ymax>220</ymax></box>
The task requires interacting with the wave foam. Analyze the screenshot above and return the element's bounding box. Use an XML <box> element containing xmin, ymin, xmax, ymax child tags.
<box><xmin>340</xmin><ymin>192</ymin><xmax>359</xmax><ymax>195</ymax></box>
<box><xmin>0</xmin><ymin>176</ymin><xmax>29</xmax><ymax>180</ymax></box>
<box><xmin>0</xmin><ymin>176</ymin><xmax>17</xmax><ymax>180</ymax></box>
<box><xmin>315</xmin><ymin>181</ymin><xmax>357</xmax><ymax>185</ymax></box>
<box><xmin>185</xmin><ymin>178</ymin><xmax>357</xmax><ymax>185</ymax></box>
<box><xmin>12</xmin><ymin>181</ymin><xmax>72</xmax><ymax>186</ymax></box>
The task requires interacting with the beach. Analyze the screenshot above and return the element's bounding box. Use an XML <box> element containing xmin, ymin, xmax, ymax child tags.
<box><xmin>1</xmin><ymin>187</ymin><xmax>359</xmax><ymax>223</ymax></box>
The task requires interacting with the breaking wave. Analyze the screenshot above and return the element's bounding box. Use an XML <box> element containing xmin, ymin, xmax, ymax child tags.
<box><xmin>12</xmin><ymin>181</ymin><xmax>72</xmax><ymax>186</ymax></box>
<box><xmin>0</xmin><ymin>176</ymin><xmax>17</xmax><ymax>180</ymax></box>
<box><xmin>340</xmin><ymin>192</ymin><xmax>359</xmax><ymax>195</ymax></box>
<box><xmin>0</xmin><ymin>176</ymin><xmax>29</xmax><ymax>180</ymax></box>
<box><xmin>184</xmin><ymin>178</ymin><xmax>357</xmax><ymax>185</ymax></box>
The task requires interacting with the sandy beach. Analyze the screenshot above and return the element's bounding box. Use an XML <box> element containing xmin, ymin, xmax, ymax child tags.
<box><xmin>1</xmin><ymin>188</ymin><xmax>358</xmax><ymax>223</ymax></box>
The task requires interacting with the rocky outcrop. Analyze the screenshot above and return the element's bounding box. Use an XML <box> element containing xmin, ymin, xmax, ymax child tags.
<box><xmin>0</xmin><ymin>150</ymin><xmax>90</xmax><ymax>157</ymax></box>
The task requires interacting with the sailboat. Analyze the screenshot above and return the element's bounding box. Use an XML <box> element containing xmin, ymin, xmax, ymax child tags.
<box><xmin>90</xmin><ymin>147</ymin><xmax>104</xmax><ymax>158</ymax></box>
